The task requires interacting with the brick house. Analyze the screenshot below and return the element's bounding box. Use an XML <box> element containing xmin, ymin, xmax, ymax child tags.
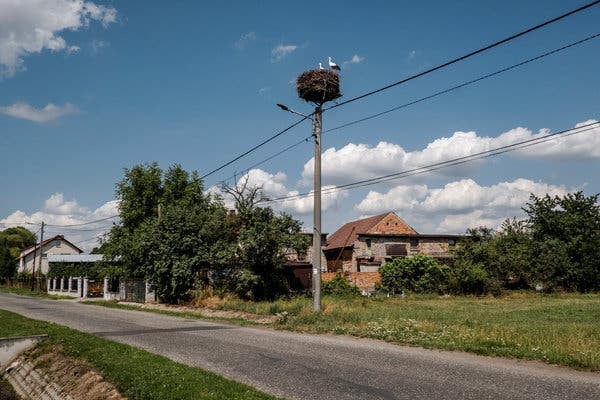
<box><xmin>323</xmin><ymin>212</ymin><xmax>461</xmax><ymax>273</ymax></box>
<box><xmin>285</xmin><ymin>232</ymin><xmax>327</xmax><ymax>289</ymax></box>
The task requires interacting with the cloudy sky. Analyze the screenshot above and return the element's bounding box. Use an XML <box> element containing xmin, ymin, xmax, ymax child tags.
<box><xmin>0</xmin><ymin>0</ymin><xmax>599</xmax><ymax>250</ymax></box>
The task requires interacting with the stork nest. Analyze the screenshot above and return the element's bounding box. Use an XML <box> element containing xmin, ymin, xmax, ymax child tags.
<box><xmin>296</xmin><ymin>69</ymin><xmax>341</xmax><ymax>104</ymax></box>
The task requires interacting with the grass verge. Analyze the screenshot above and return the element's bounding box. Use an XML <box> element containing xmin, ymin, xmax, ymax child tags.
<box><xmin>87</xmin><ymin>293</ymin><xmax>600</xmax><ymax>371</ymax></box>
<box><xmin>0</xmin><ymin>285</ymin><xmax>72</xmax><ymax>300</ymax></box>
<box><xmin>0</xmin><ymin>310</ymin><xmax>279</xmax><ymax>400</ymax></box>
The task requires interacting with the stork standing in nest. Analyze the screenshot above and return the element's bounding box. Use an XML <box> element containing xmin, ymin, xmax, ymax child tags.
<box><xmin>328</xmin><ymin>56</ymin><xmax>341</xmax><ymax>71</ymax></box>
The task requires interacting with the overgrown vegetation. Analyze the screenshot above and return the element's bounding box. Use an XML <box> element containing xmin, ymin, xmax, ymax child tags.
<box><xmin>454</xmin><ymin>192</ymin><xmax>600</xmax><ymax>293</ymax></box>
<box><xmin>322</xmin><ymin>272</ymin><xmax>360</xmax><ymax>296</ymax></box>
<box><xmin>0</xmin><ymin>226</ymin><xmax>36</xmax><ymax>282</ymax></box>
<box><xmin>0</xmin><ymin>309</ymin><xmax>278</xmax><ymax>400</ymax></box>
<box><xmin>101</xmin><ymin>163</ymin><xmax>308</xmax><ymax>303</ymax></box>
<box><xmin>374</xmin><ymin>192</ymin><xmax>600</xmax><ymax>296</ymax></box>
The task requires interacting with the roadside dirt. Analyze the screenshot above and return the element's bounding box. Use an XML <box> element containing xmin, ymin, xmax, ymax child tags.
<box><xmin>26</xmin><ymin>346</ymin><xmax>124</xmax><ymax>400</ymax></box>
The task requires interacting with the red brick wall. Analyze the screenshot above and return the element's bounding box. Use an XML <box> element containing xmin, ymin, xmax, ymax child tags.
<box><xmin>322</xmin><ymin>271</ymin><xmax>381</xmax><ymax>293</ymax></box>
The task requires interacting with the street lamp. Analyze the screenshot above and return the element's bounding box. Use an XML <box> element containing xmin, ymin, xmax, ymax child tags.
<box><xmin>277</xmin><ymin>103</ymin><xmax>322</xmax><ymax>312</ymax></box>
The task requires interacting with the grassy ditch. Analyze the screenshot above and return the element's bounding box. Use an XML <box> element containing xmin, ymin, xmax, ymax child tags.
<box><xmin>0</xmin><ymin>310</ymin><xmax>279</xmax><ymax>400</ymax></box>
<box><xmin>88</xmin><ymin>293</ymin><xmax>600</xmax><ymax>371</ymax></box>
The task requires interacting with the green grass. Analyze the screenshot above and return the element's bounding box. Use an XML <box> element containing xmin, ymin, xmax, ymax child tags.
<box><xmin>88</xmin><ymin>293</ymin><xmax>600</xmax><ymax>371</ymax></box>
<box><xmin>0</xmin><ymin>310</ymin><xmax>279</xmax><ymax>400</ymax></box>
<box><xmin>83</xmin><ymin>300</ymin><xmax>260</xmax><ymax>326</ymax></box>
<box><xmin>0</xmin><ymin>285</ymin><xmax>73</xmax><ymax>300</ymax></box>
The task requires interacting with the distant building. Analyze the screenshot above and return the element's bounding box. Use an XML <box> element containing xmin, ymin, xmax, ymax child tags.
<box><xmin>323</xmin><ymin>212</ymin><xmax>462</xmax><ymax>273</ymax></box>
<box><xmin>18</xmin><ymin>235</ymin><xmax>83</xmax><ymax>275</ymax></box>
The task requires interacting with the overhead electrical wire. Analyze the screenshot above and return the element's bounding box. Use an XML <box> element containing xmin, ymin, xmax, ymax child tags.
<box><xmin>201</xmin><ymin>1</ymin><xmax>599</xmax><ymax>183</ymax></box>
<box><xmin>323</xmin><ymin>0</ymin><xmax>600</xmax><ymax>111</ymax></box>
<box><xmin>200</xmin><ymin>116</ymin><xmax>310</xmax><ymax>180</ymax></box>
<box><xmin>214</xmin><ymin>32</ymin><xmax>600</xmax><ymax>184</ymax></box>
<box><xmin>217</xmin><ymin>136</ymin><xmax>312</xmax><ymax>185</ymax></box>
<box><xmin>259</xmin><ymin>121</ymin><xmax>600</xmax><ymax>204</ymax></box>
<box><xmin>23</xmin><ymin>214</ymin><xmax>119</xmax><ymax>228</ymax></box>
<box><xmin>324</xmin><ymin>32</ymin><xmax>600</xmax><ymax>133</ymax></box>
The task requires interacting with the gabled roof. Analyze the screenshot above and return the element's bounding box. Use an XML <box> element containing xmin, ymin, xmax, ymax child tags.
<box><xmin>19</xmin><ymin>235</ymin><xmax>83</xmax><ymax>259</ymax></box>
<box><xmin>325</xmin><ymin>212</ymin><xmax>417</xmax><ymax>250</ymax></box>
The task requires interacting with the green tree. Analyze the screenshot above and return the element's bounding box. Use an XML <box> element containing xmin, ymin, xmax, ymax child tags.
<box><xmin>0</xmin><ymin>246</ymin><xmax>16</xmax><ymax>282</ymax></box>
<box><xmin>0</xmin><ymin>226</ymin><xmax>36</xmax><ymax>281</ymax></box>
<box><xmin>524</xmin><ymin>191</ymin><xmax>600</xmax><ymax>291</ymax></box>
<box><xmin>379</xmin><ymin>255</ymin><xmax>448</xmax><ymax>294</ymax></box>
<box><xmin>221</xmin><ymin>180</ymin><xmax>308</xmax><ymax>300</ymax></box>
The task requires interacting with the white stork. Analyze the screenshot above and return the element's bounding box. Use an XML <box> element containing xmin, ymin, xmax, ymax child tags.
<box><xmin>328</xmin><ymin>56</ymin><xmax>341</xmax><ymax>71</ymax></box>
<box><xmin>318</xmin><ymin>62</ymin><xmax>325</xmax><ymax>70</ymax></box>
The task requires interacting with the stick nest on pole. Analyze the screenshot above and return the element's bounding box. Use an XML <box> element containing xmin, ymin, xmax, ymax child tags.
<box><xmin>296</xmin><ymin>69</ymin><xmax>341</xmax><ymax>105</ymax></box>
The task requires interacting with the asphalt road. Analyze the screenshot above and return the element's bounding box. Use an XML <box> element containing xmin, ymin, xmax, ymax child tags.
<box><xmin>1</xmin><ymin>293</ymin><xmax>599</xmax><ymax>400</ymax></box>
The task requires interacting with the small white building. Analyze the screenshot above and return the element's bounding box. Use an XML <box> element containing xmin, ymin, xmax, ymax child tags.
<box><xmin>18</xmin><ymin>235</ymin><xmax>83</xmax><ymax>275</ymax></box>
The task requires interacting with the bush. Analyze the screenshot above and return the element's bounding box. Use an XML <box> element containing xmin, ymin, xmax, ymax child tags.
<box><xmin>447</xmin><ymin>259</ymin><xmax>498</xmax><ymax>296</ymax></box>
<box><xmin>322</xmin><ymin>272</ymin><xmax>360</xmax><ymax>296</ymax></box>
<box><xmin>379</xmin><ymin>255</ymin><xmax>449</xmax><ymax>294</ymax></box>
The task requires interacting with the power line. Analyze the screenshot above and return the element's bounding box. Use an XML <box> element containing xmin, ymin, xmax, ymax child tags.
<box><xmin>44</xmin><ymin>224</ymin><xmax>114</xmax><ymax>232</ymax></box>
<box><xmin>324</xmin><ymin>32</ymin><xmax>600</xmax><ymax>133</ymax></box>
<box><xmin>217</xmin><ymin>136</ymin><xmax>312</xmax><ymax>185</ymax></box>
<box><xmin>74</xmin><ymin>234</ymin><xmax>106</xmax><ymax>245</ymax></box>
<box><xmin>196</xmin><ymin>2</ymin><xmax>599</xmax><ymax>185</ymax></box>
<box><xmin>215</xmin><ymin>32</ymin><xmax>599</xmax><ymax>181</ymax></box>
<box><xmin>24</xmin><ymin>214</ymin><xmax>119</xmax><ymax>228</ymax></box>
<box><xmin>260</xmin><ymin>121</ymin><xmax>600</xmax><ymax>204</ymax></box>
<box><xmin>324</xmin><ymin>0</ymin><xmax>600</xmax><ymax>111</ymax></box>
<box><xmin>200</xmin><ymin>116</ymin><xmax>310</xmax><ymax>180</ymax></box>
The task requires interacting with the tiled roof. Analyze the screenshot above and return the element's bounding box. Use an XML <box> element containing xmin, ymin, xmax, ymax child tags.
<box><xmin>19</xmin><ymin>235</ymin><xmax>83</xmax><ymax>259</ymax></box>
<box><xmin>325</xmin><ymin>213</ymin><xmax>390</xmax><ymax>250</ymax></box>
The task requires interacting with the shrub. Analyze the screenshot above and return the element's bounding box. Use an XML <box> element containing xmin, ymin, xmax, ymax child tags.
<box><xmin>379</xmin><ymin>255</ymin><xmax>449</xmax><ymax>294</ymax></box>
<box><xmin>322</xmin><ymin>272</ymin><xmax>360</xmax><ymax>296</ymax></box>
<box><xmin>447</xmin><ymin>259</ymin><xmax>498</xmax><ymax>296</ymax></box>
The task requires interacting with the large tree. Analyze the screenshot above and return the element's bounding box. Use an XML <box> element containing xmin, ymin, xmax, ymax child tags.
<box><xmin>0</xmin><ymin>226</ymin><xmax>36</xmax><ymax>281</ymax></box>
<box><xmin>523</xmin><ymin>191</ymin><xmax>600</xmax><ymax>291</ymax></box>
<box><xmin>103</xmin><ymin>163</ymin><xmax>309</xmax><ymax>302</ymax></box>
<box><xmin>221</xmin><ymin>179</ymin><xmax>309</xmax><ymax>300</ymax></box>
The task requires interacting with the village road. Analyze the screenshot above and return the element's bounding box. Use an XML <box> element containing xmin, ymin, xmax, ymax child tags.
<box><xmin>1</xmin><ymin>293</ymin><xmax>600</xmax><ymax>400</ymax></box>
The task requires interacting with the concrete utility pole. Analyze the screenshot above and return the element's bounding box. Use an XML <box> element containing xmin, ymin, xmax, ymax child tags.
<box><xmin>312</xmin><ymin>106</ymin><xmax>322</xmax><ymax>312</ymax></box>
<box><xmin>276</xmin><ymin>102</ymin><xmax>324</xmax><ymax>312</ymax></box>
<box><xmin>32</xmin><ymin>221</ymin><xmax>44</xmax><ymax>291</ymax></box>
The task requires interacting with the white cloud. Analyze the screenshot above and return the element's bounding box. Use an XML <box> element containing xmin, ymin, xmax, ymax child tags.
<box><xmin>302</xmin><ymin>120</ymin><xmax>600</xmax><ymax>186</ymax></box>
<box><xmin>0</xmin><ymin>193</ymin><xmax>119</xmax><ymax>251</ymax></box>
<box><xmin>0</xmin><ymin>0</ymin><xmax>117</xmax><ymax>77</ymax></box>
<box><xmin>356</xmin><ymin>178</ymin><xmax>572</xmax><ymax>233</ymax></box>
<box><xmin>342</xmin><ymin>54</ymin><xmax>364</xmax><ymax>66</ymax></box>
<box><xmin>271</xmin><ymin>44</ymin><xmax>297</xmax><ymax>62</ymax></box>
<box><xmin>208</xmin><ymin>168</ymin><xmax>347</xmax><ymax>215</ymax></box>
<box><xmin>0</xmin><ymin>102</ymin><xmax>79</xmax><ymax>123</ymax></box>
<box><xmin>235</xmin><ymin>31</ymin><xmax>256</xmax><ymax>49</ymax></box>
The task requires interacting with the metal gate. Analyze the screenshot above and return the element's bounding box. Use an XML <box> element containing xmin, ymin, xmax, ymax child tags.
<box><xmin>87</xmin><ymin>280</ymin><xmax>104</xmax><ymax>298</ymax></box>
<box><xmin>125</xmin><ymin>279</ymin><xmax>145</xmax><ymax>303</ymax></box>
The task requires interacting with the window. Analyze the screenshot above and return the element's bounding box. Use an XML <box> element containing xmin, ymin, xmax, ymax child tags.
<box><xmin>448</xmin><ymin>239</ymin><xmax>456</xmax><ymax>247</ymax></box>
<box><xmin>410</xmin><ymin>238</ymin><xmax>419</xmax><ymax>248</ymax></box>
<box><xmin>366</xmin><ymin>239</ymin><xmax>372</xmax><ymax>257</ymax></box>
<box><xmin>71</xmin><ymin>278</ymin><xmax>78</xmax><ymax>292</ymax></box>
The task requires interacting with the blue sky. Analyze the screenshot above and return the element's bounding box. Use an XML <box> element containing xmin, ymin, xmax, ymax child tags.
<box><xmin>1</xmin><ymin>0</ymin><xmax>599</xmax><ymax>248</ymax></box>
